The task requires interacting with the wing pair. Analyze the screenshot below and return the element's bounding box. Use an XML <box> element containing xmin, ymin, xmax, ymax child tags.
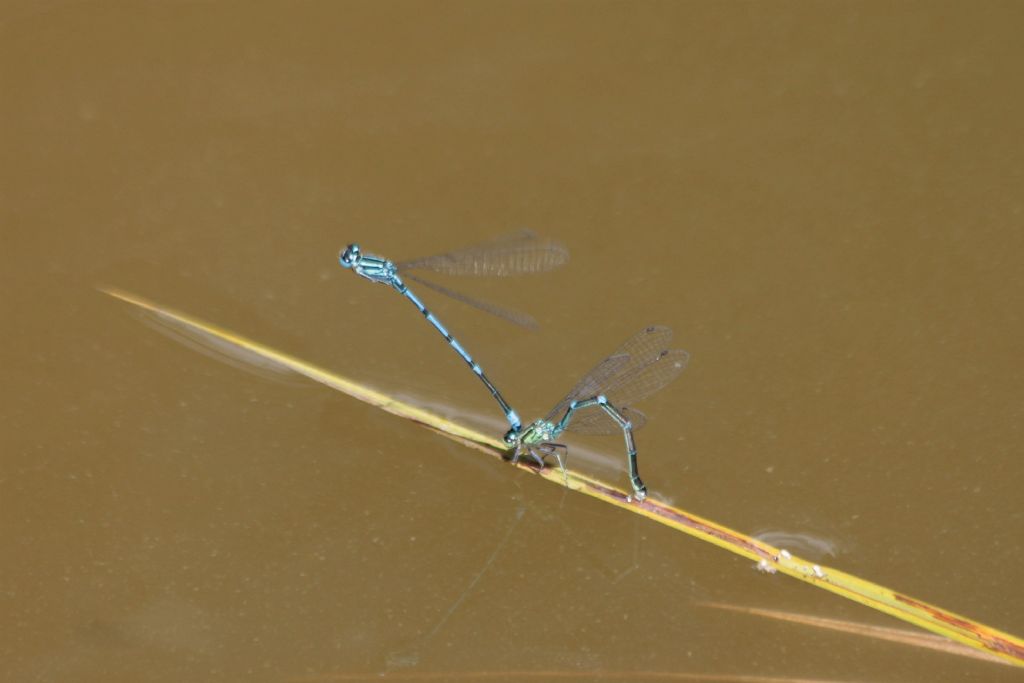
<box><xmin>396</xmin><ymin>230</ymin><xmax>568</xmax><ymax>329</ymax></box>
<box><xmin>544</xmin><ymin>326</ymin><xmax>689</xmax><ymax>435</ymax></box>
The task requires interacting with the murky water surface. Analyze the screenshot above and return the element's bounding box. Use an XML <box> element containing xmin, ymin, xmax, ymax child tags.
<box><xmin>4</xmin><ymin>2</ymin><xmax>1022</xmax><ymax>681</ymax></box>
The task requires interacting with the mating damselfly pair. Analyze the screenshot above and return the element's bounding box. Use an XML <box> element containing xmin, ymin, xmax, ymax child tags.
<box><xmin>339</xmin><ymin>231</ymin><xmax>688</xmax><ymax>501</ymax></box>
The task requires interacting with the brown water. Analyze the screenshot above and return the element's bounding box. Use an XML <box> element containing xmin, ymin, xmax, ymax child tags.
<box><xmin>4</xmin><ymin>2</ymin><xmax>1023</xmax><ymax>681</ymax></box>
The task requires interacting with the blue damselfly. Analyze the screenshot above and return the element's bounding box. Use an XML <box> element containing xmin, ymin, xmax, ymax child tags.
<box><xmin>339</xmin><ymin>231</ymin><xmax>568</xmax><ymax>433</ymax></box>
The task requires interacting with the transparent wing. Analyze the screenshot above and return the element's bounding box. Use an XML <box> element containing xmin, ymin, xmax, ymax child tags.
<box><xmin>545</xmin><ymin>326</ymin><xmax>674</xmax><ymax>421</ymax></box>
<box><xmin>543</xmin><ymin>325</ymin><xmax>687</xmax><ymax>430</ymax></box>
<box><xmin>397</xmin><ymin>230</ymin><xmax>569</xmax><ymax>276</ymax></box>
<box><xmin>544</xmin><ymin>353</ymin><xmax>630</xmax><ymax>422</ymax></box>
<box><xmin>565</xmin><ymin>406</ymin><xmax>648</xmax><ymax>436</ymax></box>
<box><xmin>403</xmin><ymin>273</ymin><xmax>538</xmax><ymax>329</ymax></box>
<box><xmin>602</xmin><ymin>325</ymin><xmax>675</xmax><ymax>380</ymax></box>
<box><xmin>600</xmin><ymin>349</ymin><xmax>690</xmax><ymax>408</ymax></box>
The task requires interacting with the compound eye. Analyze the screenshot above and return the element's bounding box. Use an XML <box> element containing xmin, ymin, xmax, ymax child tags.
<box><xmin>339</xmin><ymin>244</ymin><xmax>360</xmax><ymax>267</ymax></box>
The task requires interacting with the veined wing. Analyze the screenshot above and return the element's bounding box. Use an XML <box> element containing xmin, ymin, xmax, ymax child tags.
<box><xmin>565</xmin><ymin>406</ymin><xmax>648</xmax><ymax>436</ymax></box>
<box><xmin>545</xmin><ymin>325</ymin><xmax>676</xmax><ymax>422</ymax></box>
<box><xmin>562</xmin><ymin>348</ymin><xmax>687</xmax><ymax>435</ymax></box>
<box><xmin>601</xmin><ymin>348</ymin><xmax>689</xmax><ymax>408</ymax></box>
<box><xmin>397</xmin><ymin>230</ymin><xmax>569</xmax><ymax>276</ymax></box>
<box><xmin>544</xmin><ymin>353</ymin><xmax>630</xmax><ymax>423</ymax></box>
<box><xmin>548</xmin><ymin>325</ymin><xmax>687</xmax><ymax>433</ymax></box>
<box><xmin>403</xmin><ymin>272</ymin><xmax>538</xmax><ymax>329</ymax></box>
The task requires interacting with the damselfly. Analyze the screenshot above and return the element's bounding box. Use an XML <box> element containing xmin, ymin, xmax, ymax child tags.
<box><xmin>339</xmin><ymin>231</ymin><xmax>568</xmax><ymax>432</ymax></box>
<box><xmin>506</xmin><ymin>325</ymin><xmax>688</xmax><ymax>501</ymax></box>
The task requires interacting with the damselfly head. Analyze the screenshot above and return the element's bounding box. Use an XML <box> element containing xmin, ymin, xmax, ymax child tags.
<box><xmin>339</xmin><ymin>244</ymin><xmax>361</xmax><ymax>268</ymax></box>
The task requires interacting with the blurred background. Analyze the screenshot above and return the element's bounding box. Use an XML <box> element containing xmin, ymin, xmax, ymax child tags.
<box><xmin>3</xmin><ymin>2</ymin><xmax>1022</xmax><ymax>681</ymax></box>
